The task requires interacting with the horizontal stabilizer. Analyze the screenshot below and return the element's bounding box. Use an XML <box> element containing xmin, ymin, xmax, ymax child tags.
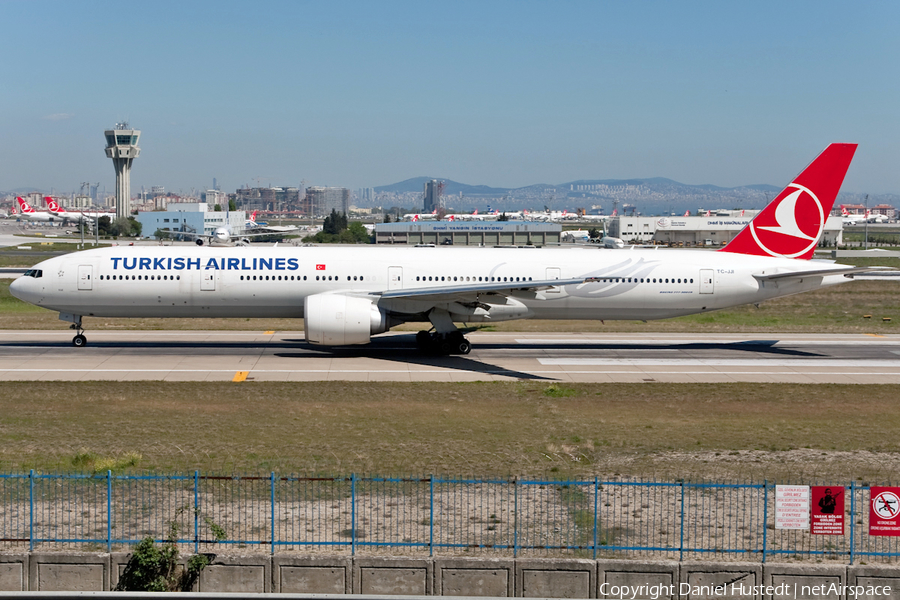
<box><xmin>753</xmin><ymin>266</ymin><xmax>893</xmax><ymax>281</ymax></box>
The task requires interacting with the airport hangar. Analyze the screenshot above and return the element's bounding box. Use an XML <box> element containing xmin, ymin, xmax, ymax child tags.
<box><xmin>607</xmin><ymin>211</ymin><xmax>844</xmax><ymax>247</ymax></box>
<box><xmin>374</xmin><ymin>221</ymin><xmax>563</xmax><ymax>246</ymax></box>
<box><xmin>374</xmin><ymin>213</ymin><xmax>844</xmax><ymax>247</ymax></box>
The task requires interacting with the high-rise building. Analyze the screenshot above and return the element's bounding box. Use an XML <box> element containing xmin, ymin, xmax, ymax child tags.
<box><xmin>304</xmin><ymin>187</ymin><xmax>350</xmax><ymax>216</ymax></box>
<box><xmin>424</xmin><ymin>180</ymin><xmax>444</xmax><ymax>212</ymax></box>
<box><xmin>104</xmin><ymin>123</ymin><xmax>141</xmax><ymax>220</ymax></box>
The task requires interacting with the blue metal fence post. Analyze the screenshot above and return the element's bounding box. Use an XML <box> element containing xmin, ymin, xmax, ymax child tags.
<box><xmin>429</xmin><ymin>475</ymin><xmax>434</xmax><ymax>557</ymax></box>
<box><xmin>28</xmin><ymin>470</ymin><xmax>34</xmax><ymax>552</ymax></box>
<box><xmin>513</xmin><ymin>478</ymin><xmax>518</xmax><ymax>558</ymax></box>
<box><xmin>593</xmin><ymin>477</ymin><xmax>599</xmax><ymax>560</ymax></box>
<box><xmin>351</xmin><ymin>474</ymin><xmax>357</xmax><ymax>556</ymax></box>
<box><xmin>107</xmin><ymin>470</ymin><xmax>112</xmax><ymax>553</ymax></box>
<box><xmin>194</xmin><ymin>471</ymin><xmax>199</xmax><ymax>554</ymax></box>
<box><xmin>850</xmin><ymin>481</ymin><xmax>856</xmax><ymax>565</ymax></box>
<box><xmin>679</xmin><ymin>481</ymin><xmax>685</xmax><ymax>562</ymax></box>
<box><xmin>762</xmin><ymin>481</ymin><xmax>768</xmax><ymax>563</ymax></box>
<box><xmin>271</xmin><ymin>472</ymin><xmax>276</xmax><ymax>555</ymax></box>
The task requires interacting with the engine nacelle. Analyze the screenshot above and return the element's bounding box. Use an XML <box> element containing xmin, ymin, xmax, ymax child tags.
<box><xmin>304</xmin><ymin>293</ymin><xmax>389</xmax><ymax>346</ymax></box>
<box><xmin>195</xmin><ymin>238</ymin><xmax>205</xmax><ymax>246</ymax></box>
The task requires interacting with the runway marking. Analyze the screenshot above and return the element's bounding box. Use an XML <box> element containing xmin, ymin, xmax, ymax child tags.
<box><xmin>538</xmin><ymin>358</ymin><xmax>900</xmax><ymax>367</ymax></box>
<box><xmin>232</xmin><ymin>371</ymin><xmax>249</xmax><ymax>382</ymax></box>
<box><xmin>0</xmin><ymin>368</ymin><xmax>899</xmax><ymax>376</ymax></box>
<box><xmin>867</xmin><ymin>334</ymin><xmax>887</xmax><ymax>337</ymax></box>
<box><xmin>518</xmin><ymin>338</ymin><xmax>900</xmax><ymax>346</ymax></box>
<box><xmin>264</xmin><ymin>331</ymin><xmax>275</xmax><ymax>334</ymax></box>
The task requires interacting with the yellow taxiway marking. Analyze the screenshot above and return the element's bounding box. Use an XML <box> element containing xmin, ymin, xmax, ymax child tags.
<box><xmin>867</xmin><ymin>333</ymin><xmax>886</xmax><ymax>337</ymax></box>
<box><xmin>232</xmin><ymin>371</ymin><xmax>249</xmax><ymax>382</ymax></box>
<box><xmin>264</xmin><ymin>331</ymin><xmax>275</xmax><ymax>334</ymax></box>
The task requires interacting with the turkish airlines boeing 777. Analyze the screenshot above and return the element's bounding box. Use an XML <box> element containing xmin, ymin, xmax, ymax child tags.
<box><xmin>11</xmin><ymin>143</ymin><xmax>879</xmax><ymax>352</ymax></box>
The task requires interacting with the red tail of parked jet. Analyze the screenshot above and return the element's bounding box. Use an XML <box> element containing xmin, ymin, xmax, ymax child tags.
<box><xmin>16</xmin><ymin>197</ymin><xmax>35</xmax><ymax>213</ymax></box>
<box><xmin>46</xmin><ymin>198</ymin><xmax>64</xmax><ymax>213</ymax></box>
<box><xmin>720</xmin><ymin>143</ymin><xmax>856</xmax><ymax>260</ymax></box>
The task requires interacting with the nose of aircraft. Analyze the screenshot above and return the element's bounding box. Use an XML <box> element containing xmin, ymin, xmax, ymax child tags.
<box><xmin>9</xmin><ymin>275</ymin><xmax>28</xmax><ymax>302</ymax></box>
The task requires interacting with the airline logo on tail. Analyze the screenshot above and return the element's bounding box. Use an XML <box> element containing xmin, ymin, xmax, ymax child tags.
<box><xmin>16</xmin><ymin>197</ymin><xmax>35</xmax><ymax>214</ymax></box>
<box><xmin>250</xmin><ymin>211</ymin><xmax>257</xmax><ymax>223</ymax></box>
<box><xmin>46</xmin><ymin>198</ymin><xmax>64</xmax><ymax>213</ymax></box>
<box><xmin>684</xmin><ymin>210</ymin><xmax>690</xmax><ymax>217</ymax></box>
<box><xmin>841</xmin><ymin>205</ymin><xmax>850</xmax><ymax>217</ymax></box>
<box><xmin>721</xmin><ymin>143</ymin><xmax>857</xmax><ymax>260</ymax></box>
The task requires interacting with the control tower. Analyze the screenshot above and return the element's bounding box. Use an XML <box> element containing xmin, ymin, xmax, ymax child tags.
<box><xmin>104</xmin><ymin>123</ymin><xmax>141</xmax><ymax>219</ymax></box>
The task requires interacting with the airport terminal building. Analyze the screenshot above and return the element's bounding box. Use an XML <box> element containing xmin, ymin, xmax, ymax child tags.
<box><xmin>137</xmin><ymin>203</ymin><xmax>245</xmax><ymax>239</ymax></box>
<box><xmin>374</xmin><ymin>221</ymin><xmax>561</xmax><ymax>246</ymax></box>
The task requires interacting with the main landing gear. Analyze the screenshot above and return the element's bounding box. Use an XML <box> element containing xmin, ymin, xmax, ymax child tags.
<box><xmin>416</xmin><ymin>308</ymin><xmax>472</xmax><ymax>355</ymax></box>
<box><xmin>416</xmin><ymin>330</ymin><xmax>471</xmax><ymax>355</ymax></box>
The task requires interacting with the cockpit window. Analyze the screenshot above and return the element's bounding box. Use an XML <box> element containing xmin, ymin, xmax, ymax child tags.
<box><xmin>23</xmin><ymin>269</ymin><xmax>42</xmax><ymax>278</ymax></box>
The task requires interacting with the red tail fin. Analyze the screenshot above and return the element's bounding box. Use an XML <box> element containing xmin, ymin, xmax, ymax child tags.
<box><xmin>720</xmin><ymin>143</ymin><xmax>857</xmax><ymax>259</ymax></box>
<box><xmin>16</xmin><ymin>197</ymin><xmax>34</xmax><ymax>213</ymax></box>
<box><xmin>46</xmin><ymin>197</ymin><xmax>63</xmax><ymax>212</ymax></box>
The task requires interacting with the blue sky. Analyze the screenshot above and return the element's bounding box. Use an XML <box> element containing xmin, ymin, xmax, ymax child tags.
<box><xmin>1</xmin><ymin>1</ymin><xmax>897</xmax><ymax>195</ymax></box>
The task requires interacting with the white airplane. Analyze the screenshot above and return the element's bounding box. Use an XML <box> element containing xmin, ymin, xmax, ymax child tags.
<box><xmin>840</xmin><ymin>206</ymin><xmax>862</xmax><ymax>226</ymax></box>
<box><xmin>45</xmin><ymin>198</ymin><xmax>114</xmax><ymax>224</ymax></box>
<box><xmin>866</xmin><ymin>210</ymin><xmax>889</xmax><ymax>224</ymax></box>
<box><xmin>14</xmin><ymin>197</ymin><xmax>62</xmax><ymax>223</ymax></box>
<box><xmin>11</xmin><ymin>143</ymin><xmax>884</xmax><ymax>352</ymax></box>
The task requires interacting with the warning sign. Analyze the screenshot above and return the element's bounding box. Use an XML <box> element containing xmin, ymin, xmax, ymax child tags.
<box><xmin>810</xmin><ymin>486</ymin><xmax>844</xmax><ymax>535</ymax></box>
<box><xmin>870</xmin><ymin>487</ymin><xmax>900</xmax><ymax>536</ymax></box>
<box><xmin>775</xmin><ymin>485</ymin><xmax>809</xmax><ymax>530</ymax></box>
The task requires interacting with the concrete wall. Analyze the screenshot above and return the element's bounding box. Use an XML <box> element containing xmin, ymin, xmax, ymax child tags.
<box><xmin>5</xmin><ymin>552</ymin><xmax>900</xmax><ymax>597</ymax></box>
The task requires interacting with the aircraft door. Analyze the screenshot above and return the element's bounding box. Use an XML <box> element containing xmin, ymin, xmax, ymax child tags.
<box><xmin>699</xmin><ymin>269</ymin><xmax>714</xmax><ymax>294</ymax></box>
<box><xmin>201</xmin><ymin>267</ymin><xmax>217</xmax><ymax>291</ymax></box>
<box><xmin>388</xmin><ymin>266</ymin><xmax>403</xmax><ymax>290</ymax></box>
<box><xmin>77</xmin><ymin>265</ymin><xmax>93</xmax><ymax>291</ymax></box>
<box><xmin>545</xmin><ymin>267</ymin><xmax>561</xmax><ymax>294</ymax></box>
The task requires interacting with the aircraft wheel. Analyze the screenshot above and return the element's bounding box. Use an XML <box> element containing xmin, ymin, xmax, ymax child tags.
<box><xmin>72</xmin><ymin>334</ymin><xmax>87</xmax><ymax>348</ymax></box>
<box><xmin>439</xmin><ymin>340</ymin><xmax>453</xmax><ymax>355</ymax></box>
<box><xmin>457</xmin><ymin>340</ymin><xmax>471</xmax><ymax>355</ymax></box>
<box><xmin>415</xmin><ymin>330</ymin><xmax>430</xmax><ymax>350</ymax></box>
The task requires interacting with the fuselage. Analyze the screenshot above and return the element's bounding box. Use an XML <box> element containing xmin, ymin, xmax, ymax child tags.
<box><xmin>10</xmin><ymin>245</ymin><xmax>852</xmax><ymax>323</ymax></box>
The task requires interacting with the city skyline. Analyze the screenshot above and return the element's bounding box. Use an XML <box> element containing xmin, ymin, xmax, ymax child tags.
<box><xmin>1</xmin><ymin>1</ymin><xmax>898</xmax><ymax>195</ymax></box>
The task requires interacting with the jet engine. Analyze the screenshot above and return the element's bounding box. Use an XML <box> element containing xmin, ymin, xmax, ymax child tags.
<box><xmin>304</xmin><ymin>293</ymin><xmax>389</xmax><ymax>346</ymax></box>
<box><xmin>195</xmin><ymin>238</ymin><xmax>205</xmax><ymax>246</ymax></box>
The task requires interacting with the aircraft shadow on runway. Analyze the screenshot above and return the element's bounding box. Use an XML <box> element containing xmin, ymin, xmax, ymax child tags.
<box><xmin>1</xmin><ymin>337</ymin><xmax>824</xmax><ymax>360</ymax></box>
<box><xmin>274</xmin><ymin>341</ymin><xmax>553</xmax><ymax>381</ymax></box>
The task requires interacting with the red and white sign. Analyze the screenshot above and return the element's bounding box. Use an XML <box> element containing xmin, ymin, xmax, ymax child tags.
<box><xmin>870</xmin><ymin>487</ymin><xmax>900</xmax><ymax>536</ymax></box>
<box><xmin>775</xmin><ymin>485</ymin><xmax>809</xmax><ymax>530</ymax></box>
<box><xmin>810</xmin><ymin>486</ymin><xmax>844</xmax><ymax>535</ymax></box>
<box><xmin>315</xmin><ymin>264</ymin><xmax>326</xmax><ymax>270</ymax></box>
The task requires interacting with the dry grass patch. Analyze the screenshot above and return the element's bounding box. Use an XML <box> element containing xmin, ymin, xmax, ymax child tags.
<box><xmin>1</xmin><ymin>382</ymin><xmax>899</xmax><ymax>482</ymax></box>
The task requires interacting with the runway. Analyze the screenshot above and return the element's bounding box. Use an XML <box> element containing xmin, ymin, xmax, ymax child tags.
<box><xmin>0</xmin><ymin>330</ymin><xmax>898</xmax><ymax>383</ymax></box>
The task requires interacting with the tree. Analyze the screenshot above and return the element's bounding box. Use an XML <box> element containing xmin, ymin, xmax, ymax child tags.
<box><xmin>588</xmin><ymin>228</ymin><xmax>601</xmax><ymax>240</ymax></box>
<box><xmin>383</xmin><ymin>213</ymin><xmax>392</xmax><ymax>223</ymax></box>
<box><xmin>213</xmin><ymin>204</ymin><xmax>222</xmax><ymax>212</ymax></box>
<box><xmin>228</xmin><ymin>199</ymin><xmax>237</xmax><ymax>211</ymax></box>
<box><xmin>498</xmin><ymin>212</ymin><xmax>510</xmax><ymax>222</ymax></box>
<box><xmin>97</xmin><ymin>216</ymin><xmax>112</xmax><ymax>236</ymax></box>
<box><xmin>323</xmin><ymin>209</ymin><xmax>348</xmax><ymax>235</ymax></box>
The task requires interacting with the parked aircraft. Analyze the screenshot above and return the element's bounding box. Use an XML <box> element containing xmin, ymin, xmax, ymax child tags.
<box><xmin>15</xmin><ymin>197</ymin><xmax>61</xmax><ymax>223</ymax></box>
<box><xmin>11</xmin><ymin>144</ymin><xmax>882</xmax><ymax>353</ymax></box>
<box><xmin>840</xmin><ymin>206</ymin><xmax>862</xmax><ymax>226</ymax></box>
<box><xmin>45</xmin><ymin>198</ymin><xmax>115</xmax><ymax>225</ymax></box>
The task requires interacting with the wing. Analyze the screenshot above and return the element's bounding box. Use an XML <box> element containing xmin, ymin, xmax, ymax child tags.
<box><xmin>371</xmin><ymin>277</ymin><xmax>596</xmax><ymax>304</ymax></box>
<box><xmin>753</xmin><ymin>266</ymin><xmax>893</xmax><ymax>281</ymax></box>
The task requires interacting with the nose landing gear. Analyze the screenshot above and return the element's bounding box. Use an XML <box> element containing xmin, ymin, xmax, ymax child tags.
<box><xmin>59</xmin><ymin>313</ymin><xmax>87</xmax><ymax>347</ymax></box>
